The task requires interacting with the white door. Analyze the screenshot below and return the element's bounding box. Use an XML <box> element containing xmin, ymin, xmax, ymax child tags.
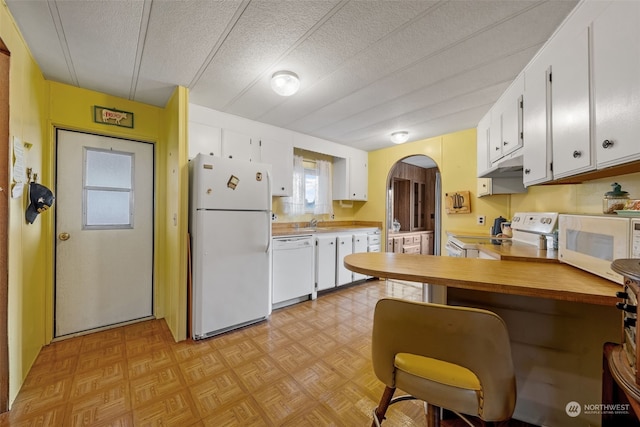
<box><xmin>55</xmin><ymin>129</ymin><xmax>154</xmax><ymax>337</ymax></box>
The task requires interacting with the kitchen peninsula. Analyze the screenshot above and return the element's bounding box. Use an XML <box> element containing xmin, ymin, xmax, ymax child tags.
<box><xmin>344</xmin><ymin>252</ymin><xmax>619</xmax><ymax>305</ymax></box>
<box><xmin>345</xmin><ymin>252</ymin><xmax>622</xmax><ymax>426</ymax></box>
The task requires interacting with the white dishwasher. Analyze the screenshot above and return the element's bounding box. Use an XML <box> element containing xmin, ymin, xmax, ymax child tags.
<box><xmin>272</xmin><ymin>236</ymin><xmax>315</xmax><ymax>309</ymax></box>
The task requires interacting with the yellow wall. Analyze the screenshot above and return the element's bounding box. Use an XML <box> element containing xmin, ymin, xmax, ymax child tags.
<box><xmin>512</xmin><ymin>172</ymin><xmax>640</xmax><ymax>214</ymax></box>
<box><xmin>3</xmin><ymin>0</ymin><xmax>49</xmax><ymax>405</ymax></box>
<box><xmin>0</xmin><ymin>0</ymin><xmax>51</xmax><ymax>402</ymax></box>
<box><xmin>46</xmin><ymin>81</ymin><xmax>167</xmax><ymax>337</ymax></box>
<box><xmin>358</xmin><ymin>128</ymin><xmax>510</xmax><ymax>250</ymax></box>
<box><xmin>2</xmin><ymin>10</ymin><xmax>188</xmax><ymax>403</ymax></box>
<box><xmin>48</xmin><ymin>82</ymin><xmax>192</xmax><ymax>343</ymax></box>
<box><xmin>160</xmin><ymin>87</ymin><xmax>189</xmax><ymax>342</ymax></box>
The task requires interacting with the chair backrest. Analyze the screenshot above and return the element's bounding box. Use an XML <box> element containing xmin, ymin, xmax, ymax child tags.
<box><xmin>372</xmin><ymin>298</ymin><xmax>516</xmax><ymax>420</ymax></box>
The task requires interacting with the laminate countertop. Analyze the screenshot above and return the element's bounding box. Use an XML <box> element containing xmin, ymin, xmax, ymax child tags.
<box><xmin>344</xmin><ymin>252</ymin><xmax>621</xmax><ymax>306</ymax></box>
<box><xmin>272</xmin><ymin>221</ymin><xmax>381</xmax><ymax>237</ymax></box>
<box><xmin>476</xmin><ymin>241</ymin><xmax>559</xmax><ymax>263</ymax></box>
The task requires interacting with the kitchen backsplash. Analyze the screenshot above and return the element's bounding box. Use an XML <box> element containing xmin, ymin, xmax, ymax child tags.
<box><xmin>511</xmin><ymin>171</ymin><xmax>640</xmax><ymax>214</ymax></box>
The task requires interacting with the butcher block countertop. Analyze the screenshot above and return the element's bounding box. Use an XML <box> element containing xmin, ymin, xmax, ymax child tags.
<box><xmin>344</xmin><ymin>252</ymin><xmax>621</xmax><ymax>306</ymax></box>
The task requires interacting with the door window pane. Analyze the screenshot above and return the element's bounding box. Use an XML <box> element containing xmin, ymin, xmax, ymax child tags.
<box><xmin>86</xmin><ymin>150</ymin><xmax>132</xmax><ymax>189</ymax></box>
<box><xmin>83</xmin><ymin>148</ymin><xmax>134</xmax><ymax>229</ymax></box>
<box><xmin>86</xmin><ymin>190</ymin><xmax>131</xmax><ymax>226</ymax></box>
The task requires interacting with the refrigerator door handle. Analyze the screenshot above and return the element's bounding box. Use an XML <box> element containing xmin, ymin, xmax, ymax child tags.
<box><xmin>266</xmin><ymin>170</ymin><xmax>272</xmax><ymax>253</ymax></box>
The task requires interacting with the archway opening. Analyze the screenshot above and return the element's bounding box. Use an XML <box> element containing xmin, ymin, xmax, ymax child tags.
<box><xmin>385</xmin><ymin>155</ymin><xmax>441</xmax><ymax>256</ymax></box>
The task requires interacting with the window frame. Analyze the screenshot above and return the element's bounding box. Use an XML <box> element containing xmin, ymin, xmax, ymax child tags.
<box><xmin>82</xmin><ymin>147</ymin><xmax>135</xmax><ymax>230</ymax></box>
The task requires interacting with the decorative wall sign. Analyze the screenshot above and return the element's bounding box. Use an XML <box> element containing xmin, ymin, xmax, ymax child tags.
<box><xmin>94</xmin><ymin>106</ymin><xmax>134</xmax><ymax>128</ymax></box>
<box><xmin>445</xmin><ymin>191</ymin><xmax>471</xmax><ymax>214</ymax></box>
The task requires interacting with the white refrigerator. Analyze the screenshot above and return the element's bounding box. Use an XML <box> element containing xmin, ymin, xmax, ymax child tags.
<box><xmin>190</xmin><ymin>154</ymin><xmax>272</xmax><ymax>340</ymax></box>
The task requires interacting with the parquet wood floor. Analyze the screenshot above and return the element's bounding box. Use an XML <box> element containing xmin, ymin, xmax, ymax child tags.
<box><xmin>0</xmin><ymin>280</ymin><xmax>534</xmax><ymax>427</ymax></box>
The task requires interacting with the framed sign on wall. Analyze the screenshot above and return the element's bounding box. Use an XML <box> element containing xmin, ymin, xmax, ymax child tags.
<box><xmin>93</xmin><ymin>106</ymin><xmax>134</xmax><ymax>128</ymax></box>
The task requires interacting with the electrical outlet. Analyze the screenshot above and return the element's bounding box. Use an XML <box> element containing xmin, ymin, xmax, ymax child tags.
<box><xmin>477</xmin><ymin>215</ymin><xmax>486</xmax><ymax>226</ymax></box>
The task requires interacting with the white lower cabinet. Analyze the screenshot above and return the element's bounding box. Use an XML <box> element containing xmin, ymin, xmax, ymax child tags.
<box><xmin>315</xmin><ymin>235</ymin><xmax>337</xmax><ymax>291</ymax></box>
<box><xmin>336</xmin><ymin>235</ymin><xmax>353</xmax><ymax>286</ymax></box>
<box><xmin>352</xmin><ymin>233</ymin><xmax>368</xmax><ymax>281</ymax></box>
<box><xmin>315</xmin><ymin>229</ymin><xmax>379</xmax><ymax>292</ymax></box>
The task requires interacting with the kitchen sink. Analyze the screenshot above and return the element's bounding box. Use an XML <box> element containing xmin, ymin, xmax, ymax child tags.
<box><xmin>293</xmin><ymin>227</ymin><xmax>318</xmax><ymax>233</ymax></box>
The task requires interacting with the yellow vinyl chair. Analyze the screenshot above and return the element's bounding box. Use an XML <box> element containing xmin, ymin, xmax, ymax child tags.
<box><xmin>371</xmin><ymin>298</ymin><xmax>516</xmax><ymax>427</ymax></box>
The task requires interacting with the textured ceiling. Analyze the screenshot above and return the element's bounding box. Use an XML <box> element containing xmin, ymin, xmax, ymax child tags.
<box><xmin>6</xmin><ymin>0</ymin><xmax>578</xmax><ymax>151</ymax></box>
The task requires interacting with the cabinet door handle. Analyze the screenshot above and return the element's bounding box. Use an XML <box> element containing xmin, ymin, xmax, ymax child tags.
<box><xmin>503</xmin><ymin>141</ymin><xmax>508</xmax><ymax>146</ymax></box>
<box><xmin>572</xmin><ymin>150</ymin><xmax>582</xmax><ymax>158</ymax></box>
<box><xmin>524</xmin><ymin>169</ymin><xmax>531</xmax><ymax>174</ymax></box>
<box><xmin>495</xmin><ymin>147</ymin><xmax>500</xmax><ymax>151</ymax></box>
<box><xmin>602</xmin><ymin>139</ymin><xmax>614</xmax><ymax>149</ymax></box>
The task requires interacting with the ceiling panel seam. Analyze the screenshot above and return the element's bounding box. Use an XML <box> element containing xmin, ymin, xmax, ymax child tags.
<box><xmin>220</xmin><ymin>0</ymin><xmax>350</xmax><ymax>112</ymax></box>
<box><xmin>328</xmin><ymin>81</ymin><xmax>511</xmax><ymax>141</ymax></box>
<box><xmin>273</xmin><ymin>0</ymin><xmax>546</xmax><ymax>128</ymax></box>
<box><xmin>309</xmin><ymin>40</ymin><xmax>545</xmax><ymax>135</ymax></box>
<box><xmin>48</xmin><ymin>0</ymin><xmax>78</xmax><ymax>86</ymax></box>
<box><xmin>129</xmin><ymin>0</ymin><xmax>153</xmax><ymax>101</ymax></box>
<box><xmin>188</xmin><ymin>0</ymin><xmax>252</xmax><ymax>90</ymax></box>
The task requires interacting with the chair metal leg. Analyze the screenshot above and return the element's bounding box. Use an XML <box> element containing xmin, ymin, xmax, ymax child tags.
<box><xmin>372</xmin><ymin>386</ymin><xmax>396</xmax><ymax>427</ymax></box>
<box><xmin>426</xmin><ymin>403</ymin><xmax>441</xmax><ymax>427</ymax></box>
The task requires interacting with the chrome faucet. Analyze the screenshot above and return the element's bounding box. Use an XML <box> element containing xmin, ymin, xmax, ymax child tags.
<box><xmin>309</xmin><ymin>218</ymin><xmax>318</xmax><ymax>228</ymax></box>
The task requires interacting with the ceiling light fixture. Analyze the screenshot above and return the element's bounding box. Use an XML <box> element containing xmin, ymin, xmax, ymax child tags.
<box><xmin>390</xmin><ymin>131</ymin><xmax>409</xmax><ymax>144</ymax></box>
<box><xmin>271</xmin><ymin>71</ymin><xmax>300</xmax><ymax>96</ymax></box>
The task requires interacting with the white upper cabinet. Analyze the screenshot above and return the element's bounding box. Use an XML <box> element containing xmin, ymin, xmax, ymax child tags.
<box><xmin>593</xmin><ymin>1</ymin><xmax>640</xmax><ymax>168</ymax></box>
<box><xmin>188</xmin><ymin>122</ymin><xmax>221</xmax><ymax>159</ymax></box>
<box><xmin>221</xmin><ymin>129</ymin><xmax>260</xmax><ymax>162</ymax></box>
<box><xmin>549</xmin><ymin>25</ymin><xmax>593</xmax><ymax>179</ymax></box>
<box><xmin>259</xmin><ymin>138</ymin><xmax>293</xmax><ymax>197</ymax></box>
<box><xmin>349</xmin><ymin>150</ymin><xmax>368</xmax><ymax>201</ymax></box>
<box><xmin>489</xmin><ymin>75</ymin><xmax>524</xmax><ymax>164</ymax></box>
<box><xmin>476</xmin><ymin>110</ymin><xmax>491</xmax><ymax>177</ymax></box>
<box><xmin>523</xmin><ymin>47</ymin><xmax>553</xmax><ymax>186</ymax></box>
<box><xmin>332</xmin><ymin>150</ymin><xmax>368</xmax><ymax>201</ymax></box>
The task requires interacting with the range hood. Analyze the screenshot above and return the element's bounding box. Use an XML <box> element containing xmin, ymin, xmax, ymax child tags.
<box><xmin>479</xmin><ymin>150</ymin><xmax>523</xmax><ymax>178</ymax></box>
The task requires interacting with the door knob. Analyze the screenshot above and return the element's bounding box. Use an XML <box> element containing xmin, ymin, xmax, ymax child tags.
<box><xmin>59</xmin><ymin>232</ymin><xmax>70</xmax><ymax>241</ymax></box>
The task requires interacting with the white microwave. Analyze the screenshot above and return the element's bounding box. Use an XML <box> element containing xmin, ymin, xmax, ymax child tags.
<box><xmin>558</xmin><ymin>214</ymin><xmax>640</xmax><ymax>284</ymax></box>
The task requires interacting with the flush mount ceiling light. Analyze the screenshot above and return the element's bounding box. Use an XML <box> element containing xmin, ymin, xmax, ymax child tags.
<box><xmin>271</xmin><ymin>71</ymin><xmax>300</xmax><ymax>96</ymax></box>
<box><xmin>390</xmin><ymin>131</ymin><xmax>409</xmax><ymax>144</ymax></box>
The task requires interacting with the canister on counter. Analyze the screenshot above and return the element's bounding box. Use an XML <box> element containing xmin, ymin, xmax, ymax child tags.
<box><xmin>603</xmin><ymin>182</ymin><xmax>630</xmax><ymax>214</ymax></box>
